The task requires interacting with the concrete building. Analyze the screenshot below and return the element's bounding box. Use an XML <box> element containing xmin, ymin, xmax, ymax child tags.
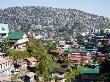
<box><xmin>0</xmin><ymin>24</ymin><xmax>9</xmax><ymax>39</ymax></box>
<box><xmin>0</xmin><ymin>52</ymin><xmax>12</xmax><ymax>81</ymax></box>
<box><xmin>7</xmin><ymin>31</ymin><xmax>29</xmax><ymax>51</ymax></box>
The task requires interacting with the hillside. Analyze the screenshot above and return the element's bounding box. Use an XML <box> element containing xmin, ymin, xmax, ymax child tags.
<box><xmin>0</xmin><ymin>6</ymin><xmax>110</xmax><ymax>32</ymax></box>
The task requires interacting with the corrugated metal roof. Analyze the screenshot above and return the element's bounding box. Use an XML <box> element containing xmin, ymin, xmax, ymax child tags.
<box><xmin>80</xmin><ymin>65</ymin><xmax>99</xmax><ymax>74</ymax></box>
<box><xmin>7</xmin><ymin>31</ymin><xmax>24</xmax><ymax>40</ymax></box>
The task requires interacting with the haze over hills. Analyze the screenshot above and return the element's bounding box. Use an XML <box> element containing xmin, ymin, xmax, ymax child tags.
<box><xmin>0</xmin><ymin>6</ymin><xmax>110</xmax><ymax>32</ymax></box>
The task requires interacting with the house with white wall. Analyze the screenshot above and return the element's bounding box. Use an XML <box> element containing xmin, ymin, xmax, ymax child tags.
<box><xmin>7</xmin><ymin>31</ymin><xmax>29</xmax><ymax>51</ymax></box>
<box><xmin>0</xmin><ymin>24</ymin><xmax>9</xmax><ymax>39</ymax></box>
<box><xmin>25</xmin><ymin>57</ymin><xmax>37</xmax><ymax>67</ymax></box>
<box><xmin>0</xmin><ymin>52</ymin><xmax>12</xmax><ymax>81</ymax></box>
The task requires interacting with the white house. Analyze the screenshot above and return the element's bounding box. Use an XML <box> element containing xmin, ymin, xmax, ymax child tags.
<box><xmin>25</xmin><ymin>57</ymin><xmax>37</xmax><ymax>67</ymax></box>
<box><xmin>7</xmin><ymin>31</ymin><xmax>29</xmax><ymax>51</ymax></box>
<box><xmin>0</xmin><ymin>24</ymin><xmax>9</xmax><ymax>39</ymax></box>
<box><xmin>104</xmin><ymin>28</ymin><xmax>110</xmax><ymax>33</ymax></box>
<box><xmin>0</xmin><ymin>52</ymin><xmax>12</xmax><ymax>81</ymax></box>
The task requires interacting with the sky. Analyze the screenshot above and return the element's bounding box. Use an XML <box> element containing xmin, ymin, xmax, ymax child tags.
<box><xmin>0</xmin><ymin>0</ymin><xmax>110</xmax><ymax>18</ymax></box>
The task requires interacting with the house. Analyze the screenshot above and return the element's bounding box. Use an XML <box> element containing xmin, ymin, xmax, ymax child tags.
<box><xmin>51</xmin><ymin>68</ymin><xmax>67</xmax><ymax>82</ymax></box>
<box><xmin>20</xmin><ymin>72</ymin><xmax>36</xmax><ymax>82</ymax></box>
<box><xmin>49</xmin><ymin>50</ymin><xmax>64</xmax><ymax>58</ymax></box>
<box><xmin>68</xmin><ymin>56</ymin><xmax>88</xmax><ymax>66</ymax></box>
<box><xmin>25</xmin><ymin>57</ymin><xmax>37</xmax><ymax>67</ymax></box>
<box><xmin>58</xmin><ymin>39</ymin><xmax>66</xmax><ymax>48</ymax></box>
<box><xmin>26</xmin><ymin>72</ymin><xmax>36</xmax><ymax>82</ymax></box>
<box><xmin>7</xmin><ymin>31</ymin><xmax>29</xmax><ymax>51</ymax></box>
<box><xmin>104</xmin><ymin>28</ymin><xmax>110</xmax><ymax>33</ymax></box>
<box><xmin>34</xmin><ymin>34</ymin><xmax>43</xmax><ymax>39</ymax></box>
<box><xmin>79</xmin><ymin>65</ymin><xmax>99</xmax><ymax>81</ymax></box>
<box><xmin>49</xmin><ymin>50</ymin><xmax>64</xmax><ymax>54</ymax></box>
<box><xmin>64</xmin><ymin>49</ymin><xmax>87</xmax><ymax>57</ymax></box>
<box><xmin>0</xmin><ymin>52</ymin><xmax>12</xmax><ymax>81</ymax></box>
<box><xmin>80</xmin><ymin>32</ymin><xmax>89</xmax><ymax>37</ymax></box>
<box><xmin>0</xmin><ymin>24</ymin><xmax>9</xmax><ymax>39</ymax></box>
<box><xmin>88</xmin><ymin>27</ymin><xmax>100</xmax><ymax>33</ymax></box>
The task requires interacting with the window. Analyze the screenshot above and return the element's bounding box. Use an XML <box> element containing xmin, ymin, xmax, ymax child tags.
<box><xmin>8</xmin><ymin>61</ymin><xmax>10</xmax><ymax>66</ymax></box>
<box><xmin>0</xmin><ymin>64</ymin><xmax>2</xmax><ymax>69</ymax></box>
<box><xmin>6</xmin><ymin>62</ymin><xmax>7</xmax><ymax>66</ymax></box>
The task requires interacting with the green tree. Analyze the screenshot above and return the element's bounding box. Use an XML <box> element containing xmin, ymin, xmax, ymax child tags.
<box><xmin>99</xmin><ymin>29</ymin><xmax>105</xmax><ymax>36</ymax></box>
<box><xmin>64</xmin><ymin>65</ymin><xmax>82</xmax><ymax>82</ymax></box>
<box><xmin>27</xmin><ymin>38</ymin><xmax>47</xmax><ymax>57</ymax></box>
<box><xmin>2</xmin><ymin>39</ymin><xmax>11</xmax><ymax>54</ymax></box>
<box><xmin>76</xmin><ymin>34</ymin><xmax>84</xmax><ymax>45</ymax></box>
<box><xmin>27</xmin><ymin>38</ymin><xmax>60</xmax><ymax>81</ymax></box>
<box><xmin>97</xmin><ymin>73</ymin><xmax>110</xmax><ymax>81</ymax></box>
<box><xmin>37</xmin><ymin>53</ymin><xmax>60</xmax><ymax>81</ymax></box>
<box><xmin>2</xmin><ymin>39</ymin><xmax>28</xmax><ymax>63</ymax></box>
<box><xmin>46</xmin><ymin>41</ymin><xmax>57</xmax><ymax>51</ymax></box>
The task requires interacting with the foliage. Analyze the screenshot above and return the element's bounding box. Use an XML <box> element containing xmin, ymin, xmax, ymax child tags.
<box><xmin>2</xmin><ymin>39</ymin><xmax>11</xmax><ymax>54</ymax></box>
<box><xmin>97</xmin><ymin>73</ymin><xmax>110</xmax><ymax>81</ymax></box>
<box><xmin>64</xmin><ymin>65</ymin><xmax>82</xmax><ymax>82</ymax></box>
<box><xmin>99</xmin><ymin>29</ymin><xmax>105</xmax><ymax>36</ymax></box>
<box><xmin>2</xmin><ymin>39</ymin><xmax>28</xmax><ymax>60</ymax></box>
<box><xmin>98</xmin><ymin>60</ymin><xmax>110</xmax><ymax>81</ymax></box>
<box><xmin>36</xmin><ymin>51</ymin><xmax>60</xmax><ymax>81</ymax></box>
<box><xmin>98</xmin><ymin>44</ymin><xmax>110</xmax><ymax>54</ymax></box>
<box><xmin>27</xmin><ymin>38</ymin><xmax>47</xmax><ymax>57</ymax></box>
<box><xmin>76</xmin><ymin>34</ymin><xmax>84</xmax><ymax>45</ymax></box>
<box><xmin>53</xmin><ymin>35</ymin><xmax>59</xmax><ymax>40</ymax></box>
<box><xmin>46</xmin><ymin>41</ymin><xmax>57</xmax><ymax>51</ymax></box>
<box><xmin>27</xmin><ymin>38</ymin><xmax>60</xmax><ymax>81</ymax></box>
<box><xmin>11</xmin><ymin>74</ymin><xmax>18</xmax><ymax>81</ymax></box>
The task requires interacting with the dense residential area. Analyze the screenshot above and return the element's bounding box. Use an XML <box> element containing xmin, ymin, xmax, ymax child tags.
<box><xmin>0</xmin><ymin>19</ymin><xmax>110</xmax><ymax>82</ymax></box>
<box><xmin>0</xmin><ymin>6</ymin><xmax>110</xmax><ymax>32</ymax></box>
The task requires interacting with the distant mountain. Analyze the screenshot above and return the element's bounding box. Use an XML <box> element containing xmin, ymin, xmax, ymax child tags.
<box><xmin>0</xmin><ymin>6</ymin><xmax>110</xmax><ymax>32</ymax></box>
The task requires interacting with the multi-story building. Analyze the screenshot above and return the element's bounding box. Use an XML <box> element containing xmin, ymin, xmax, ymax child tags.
<box><xmin>0</xmin><ymin>52</ymin><xmax>12</xmax><ymax>81</ymax></box>
<box><xmin>0</xmin><ymin>24</ymin><xmax>9</xmax><ymax>39</ymax></box>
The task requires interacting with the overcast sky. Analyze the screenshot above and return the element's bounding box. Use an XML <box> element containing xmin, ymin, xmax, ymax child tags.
<box><xmin>0</xmin><ymin>0</ymin><xmax>110</xmax><ymax>18</ymax></box>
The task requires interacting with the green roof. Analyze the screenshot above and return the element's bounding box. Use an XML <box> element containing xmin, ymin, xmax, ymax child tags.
<box><xmin>65</xmin><ymin>49</ymin><xmax>78</xmax><ymax>53</ymax></box>
<box><xmin>65</xmin><ymin>49</ymin><xmax>87</xmax><ymax>53</ymax></box>
<box><xmin>7</xmin><ymin>31</ymin><xmax>24</xmax><ymax>40</ymax></box>
<box><xmin>80</xmin><ymin>66</ymin><xmax>99</xmax><ymax>74</ymax></box>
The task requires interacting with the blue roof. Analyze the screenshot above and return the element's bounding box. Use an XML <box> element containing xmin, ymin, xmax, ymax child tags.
<box><xmin>86</xmin><ymin>48</ymin><xmax>98</xmax><ymax>51</ymax></box>
<box><xmin>0</xmin><ymin>24</ymin><xmax>9</xmax><ymax>34</ymax></box>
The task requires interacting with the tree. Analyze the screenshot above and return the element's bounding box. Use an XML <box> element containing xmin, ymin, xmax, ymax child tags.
<box><xmin>64</xmin><ymin>65</ymin><xmax>82</xmax><ymax>82</ymax></box>
<box><xmin>27</xmin><ymin>38</ymin><xmax>47</xmax><ymax>57</ymax></box>
<box><xmin>76</xmin><ymin>34</ymin><xmax>84</xmax><ymax>45</ymax></box>
<box><xmin>98</xmin><ymin>60</ymin><xmax>110</xmax><ymax>81</ymax></box>
<box><xmin>46</xmin><ymin>41</ymin><xmax>57</xmax><ymax>51</ymax></box>
<box><xmin>53</xmin><ymin>35</ymin><xmax>59</xmax><ymax>40</ymax></box>
<box><xmin>2</xmin><ymin>39</ymin><xmax>28</xmax><ymax>63</ymax></box>
<box><xmin>36</xmin><ymin>53</ymin><xmax>60</xmax><ymax>81</ymax></box>
<box><xmin>2</xmin><ymin>39</ymin><xmax>11</xmax><ymax>54</ymax></box>
<box><xmin>99</xmin><ymin>29</ymin><xmax>105</xmax><ymax>36</ymax></box>
<box><xmin>27</xmin><ymin>38</ymin><xmax>60</xmax><ymax>81</ymax></box>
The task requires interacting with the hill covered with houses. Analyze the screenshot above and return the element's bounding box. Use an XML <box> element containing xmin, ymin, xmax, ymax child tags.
<box><xmin>0</xmin><ymin>6</ymin><xmax>110</xmax><ymax>82</ymax></box>
<box><xmin>0</xmin><ymin>6</ymin><xmax>110</xmax><ymax>32</ymax></box>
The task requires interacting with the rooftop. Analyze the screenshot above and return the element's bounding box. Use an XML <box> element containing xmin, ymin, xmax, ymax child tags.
<box><xmin>25</xmin><ymin>57</ymin><xmax>37</xmax><ymax>62</ymax></box>
<box><xmin>7</xmin><ymin>31</ymin><xmax>24</xmax><ymax>40</ymax></box>
<box><xmin>50</xmin><ymin>50</ymin><xmax>64</xmax><ymax>54</ymax></box>
<box><xmin>68</xmin><ymin>56</ymin><xmax>88</xmax><ymax>61</ymax></box>
<box><xmin>65</xmin><ymin>49</ymin><xmax>87</xmax><ymax>53</ymax></box>
<box><xmin>80</xmin><ymin>65</ymin><xmax>99</xmax><ymax>74</ymax></box>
